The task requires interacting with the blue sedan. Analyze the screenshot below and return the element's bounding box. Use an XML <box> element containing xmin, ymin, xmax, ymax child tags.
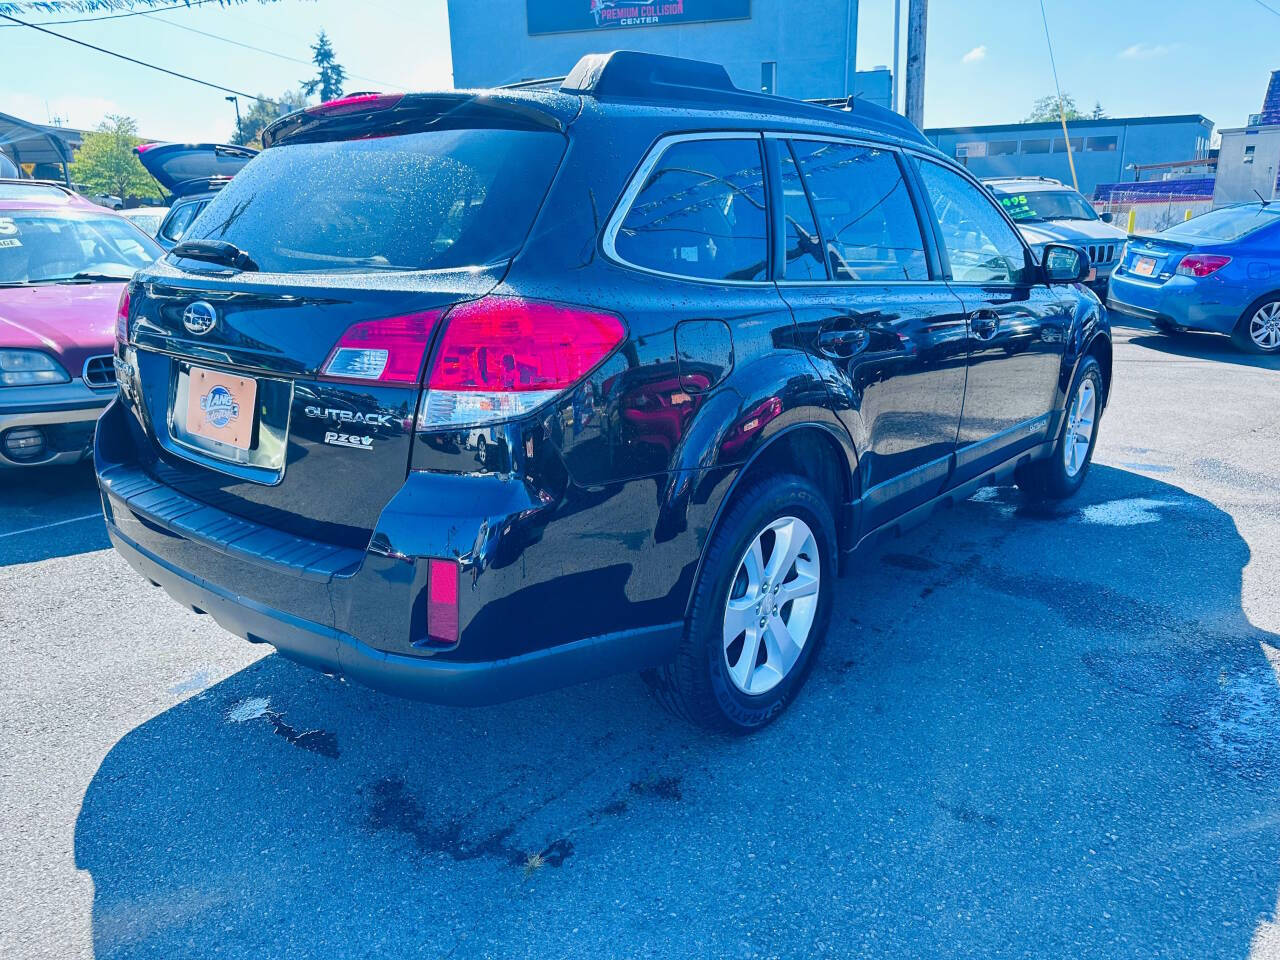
<box><xmin>1108</xmin><ymin>202</ymin><xmax>1280</xmax><ymax>354</ymax></box>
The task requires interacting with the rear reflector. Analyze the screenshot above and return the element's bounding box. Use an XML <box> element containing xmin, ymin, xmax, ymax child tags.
<box><xmin>427</xmin><ymin>558</ymin><xmax>460</xmax><ymax>645</ymax></box>
<box><xmin>1175</xmin><ymin>254</ymin><xmax>1231</xmax><ymax>278</ymax></box>
<box><xmin>419</xmin><ymin>296</ymin><xmax>624</xmax><ymax>429</ymax></box>
<box><xmin>321</xmin><ymin>311</ymin><xmax>442</xmax><ymax>385</ymax></box>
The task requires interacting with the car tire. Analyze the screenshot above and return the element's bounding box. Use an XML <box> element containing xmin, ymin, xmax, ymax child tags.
<box><xmin>1232</xmin><ymin>297</ymin><xmax>1280</xmax><ymax>354</ymax></box>
<box><xmin>649</xmin><ymin>473</ymin><xmax>836</xmax><ymax>733</ymax></box>
<box><xmin>1017</xmin><ymin>356</ymin><xmax>1103</xmax><ymax>501</ymax></box>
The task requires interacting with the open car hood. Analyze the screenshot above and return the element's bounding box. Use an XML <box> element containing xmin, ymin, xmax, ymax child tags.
<box><xmin>135</xmin><ymin>142</ymin><xmax>257</xmax><ymax>197</ymax></box>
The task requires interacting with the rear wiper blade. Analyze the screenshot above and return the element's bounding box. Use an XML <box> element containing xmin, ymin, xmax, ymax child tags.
<box><xmin>170</xmin><ymin>239</ymin><xmax>259</xmax><ymax>272</ymax></box>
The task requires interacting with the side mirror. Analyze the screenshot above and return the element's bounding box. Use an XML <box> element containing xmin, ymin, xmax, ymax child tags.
<box><xmin>1042</xmin><ymin>243</ymin><xmax>1089</xmax><ymax>284</ymax></box>
<box><xmin>1100</xmin><ymin>211</ymin><xmax>1114</xmax><ymax>224</ymax></box>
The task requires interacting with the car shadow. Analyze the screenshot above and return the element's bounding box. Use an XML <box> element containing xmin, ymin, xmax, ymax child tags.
<box><xmin>74</xmin><ymin>465</ymin><xmax>1280</xmax><ymax>958</ymax></box>
<box><xmin>0</xmin><ymin>461</ymin><xmax>109</xmax><ymax>567</ymax></box>
<box><xmin>1116</xmin><ymin>320</ymin><xmax>1280</xmax><ymax>370</ymax></box>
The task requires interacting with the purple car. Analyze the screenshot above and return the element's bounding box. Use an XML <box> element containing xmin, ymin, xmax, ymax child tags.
<box><xmin>0</xmin><ymin>180</ymin><xmax>162</xmax><ymax>467</ymax></box>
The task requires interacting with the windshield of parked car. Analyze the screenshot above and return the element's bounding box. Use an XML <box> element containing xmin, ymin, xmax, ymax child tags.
<box><xmin>178</xmin><ymin>127</ymin><xmax>566</xmax><ymax>274</ymax></box>
<box><xmin>122</xmin><ymin>211</ymin><xmax>165</xmax><ymax>237</ymax></box>
<box><xmin>1161</xmin><ymin>203</ymin><xmax>1280</xmax><ymax>242</ymax></box>
<box><xmin>0</xmin><ymin>208</ymin><xmax>162</xmax><ymax>284</ymax></box>
<box><xmin>993</xmin><ymin>188</ymin><xmax>1099</xmax><ymax>223</ymax></box>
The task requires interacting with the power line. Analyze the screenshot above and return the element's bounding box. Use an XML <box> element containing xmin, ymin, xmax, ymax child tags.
<box><xmin>140</xmin><ymin>11</ymin><xmax>407</xmax><ymax>90</ymax></box>
<box><xmin>0</xmin><ymin>12</ymin><xmax>280</xmax><ymax>106</ymax></box>
<box><xmin>1250</xmin><ymin>0</ymin><xmax>1280</xmax><ymax>17</ymax></box>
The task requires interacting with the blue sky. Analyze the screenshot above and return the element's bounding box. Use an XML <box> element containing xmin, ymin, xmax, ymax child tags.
<box><xmin>0</xmin><ymin>0</ymin><xmax>1276</xmax><ymax>142</ymax></box>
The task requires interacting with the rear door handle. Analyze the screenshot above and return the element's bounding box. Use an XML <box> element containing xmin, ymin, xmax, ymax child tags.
<box><xmin>817</xmin><ymin>321</ymin><xmax>870</xmax><ymax>359</ymax></box>
<box><xmin>969</xmin><ymin>310</ymin><xmax>999</xmax><ymax>341</ymax></box>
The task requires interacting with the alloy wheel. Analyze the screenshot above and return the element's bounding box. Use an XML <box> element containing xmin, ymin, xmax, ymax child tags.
<box><xmin>1063</xmin><ymin>378</ymin><xmax>1097</xmax><ymax>478</ymax></box>
<box><xmin>722</xmin><ymin>516</ymin><xmax>821</xmax><ymax>696</ymax></box>
<box><xmin>1249</xmin><ymin>302</ymin><xmax>1280</xmax><ymax>351</ymax></box>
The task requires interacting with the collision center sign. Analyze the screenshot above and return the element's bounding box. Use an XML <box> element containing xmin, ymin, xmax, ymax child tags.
<box><xmin>527</xmin><ymin>1</ymin><xmax>751</xmax><ymax>35</ymax></box>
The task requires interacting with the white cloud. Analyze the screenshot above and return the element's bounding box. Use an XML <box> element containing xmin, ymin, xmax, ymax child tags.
<box><xmin>1119</xmin><ymin>42</ymin><xmax>1179</xmax><ymax>60</ymax></box>
<box><xmin>962</xmin><ymin>45</ymin><xmax>988</xmax><ymax>64</ymax></box>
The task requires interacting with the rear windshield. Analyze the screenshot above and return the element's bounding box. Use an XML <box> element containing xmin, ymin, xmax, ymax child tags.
<box><xmin>1162</xmin><ymin>204</ymin><xmax>1280</xmax><ymax>243</ymax></box>
<box><xmin>179</xmin><ymin>128</ymin><xmax>565</xmax><ymax>274</ymax></box>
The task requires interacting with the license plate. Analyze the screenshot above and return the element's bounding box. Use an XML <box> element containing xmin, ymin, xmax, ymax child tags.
<box><xmin>184</xmin><ymin>365</ymin><xmax>256</xmax><ymax>450</ymax></box>
<box><xmin>1134</xmin><ymin>256</ymin><xmax>1157</xmax><ymax>277</ymax></box>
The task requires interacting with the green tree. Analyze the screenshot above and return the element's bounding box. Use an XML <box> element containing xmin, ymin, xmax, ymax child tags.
<box><xmin>302</xmin><ymin>31</ymin><xmax>346</xmax><ymax>103</ymax></box>
<box><xmin>1024</xmin><ymin>94</ymin><xmax>1088</xmax><ymax>123</ymax></box>
<box><xmin>69</xmin><ymin>115</ymin><xmax>160</xmax><ymax>201</ymax></box>
<box><xmin>231</xmin><ymin>89</ymin><xmax>310</xmax><ymax>148</ymax></box>
<box><xmin>1090</xmin><ymin>100</ymin><xmax>1108</xmax><ymax>120</ymax></box>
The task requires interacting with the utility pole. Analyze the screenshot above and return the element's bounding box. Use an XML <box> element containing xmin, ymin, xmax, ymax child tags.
<box><xmin>225</xmin><ymin>95</ymin><xmax>241</xmax><ymax>137</ymax></box>
<box><xmin>904</xmin><ymin>0</ymin><xmax>927</xmax><ymax>128</ymax></box>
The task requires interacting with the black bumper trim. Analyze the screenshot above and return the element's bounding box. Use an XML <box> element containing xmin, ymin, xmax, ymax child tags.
<box><xmin>100</xmin><ymin>461</ymin><xmax>363</xmax><ymax>582</ymax></box>
<box><xmin>108</xmin><ymin>524</ymin><xmax>684</xmax><ymax>706</ymax></box>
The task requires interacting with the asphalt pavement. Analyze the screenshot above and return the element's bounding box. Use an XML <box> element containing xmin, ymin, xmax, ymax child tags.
<box><xmin>2</xmin><ymin>320</ymin><xmax>1280</xmax><ymax>959</ymax></box>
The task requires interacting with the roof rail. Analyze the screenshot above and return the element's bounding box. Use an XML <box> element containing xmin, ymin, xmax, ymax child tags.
<box><xmin>555</xmin><ymin>51</ymin><xmax>934</xmax><ymax>147</ymax></box>
<box><xmin>561</xmin><ymin>50</ymin><xmax>735</xmax><ymax>100</ymax></box>
<box><xmin>501</xmin><ymin>76</ymin><xmax>568</xmax><ymax>90</ymax></box>
<box><xmin>801</xmin><ymin>93</ymin><xmax>933</xmax><ymax>143</ymax></box>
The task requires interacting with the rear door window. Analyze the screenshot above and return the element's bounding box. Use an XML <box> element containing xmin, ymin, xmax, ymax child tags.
<box><xmin>913</xmin><ymin>158</ymin><xmax>1032</xmax><ymax>284</ymax></box>
<box><xmin>789</xmin><ymin>140</ymin><xmax>929</xmax><ymax>282</ymax></box>
<box><xmin>180</xmin><ymin>128</ymin><xmax>566</xmax><ymax>274</ymax></box>
<box><xmin>613</xmin><ymin>137</ymin><xmax>768</xmax><ymax>282</ymax></box>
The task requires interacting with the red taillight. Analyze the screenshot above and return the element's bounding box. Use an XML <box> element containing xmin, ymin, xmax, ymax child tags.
<box><xmin>321</xmin><ymin>311</ymin><xmax>442</xmax><ymax>385</ymax></box>
<box><xmin>305</xmin><ymin>92</ymin><xmax>403</xmax><ymax>117</ymax></box>
<box><xmin>427</xmin><ymin>558</ymin><xmax>459</xmax><ymax>646</ymax></box>
<box><xmin>1176</xmin><ymin>254</ymin><xmax>1231</xmax><ymax>278</ymax></box>
<box><xmin>419</xmin><ymin>296</ymin><xmax>625</xmax><ymax>429</ymax></box>
<box><xmin>115</xmin><ymin>286</ymin><xmax>131</xmax><ymax>348</ymax></box>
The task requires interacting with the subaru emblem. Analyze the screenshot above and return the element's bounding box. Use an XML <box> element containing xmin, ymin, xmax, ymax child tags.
<box><xmin>182</xmin><ymin>301</ymin><xmax>217</xmax><ymax>336</ymax></box>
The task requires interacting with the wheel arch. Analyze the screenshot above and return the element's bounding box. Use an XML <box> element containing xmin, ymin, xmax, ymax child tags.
<box><xmin>681</xmin><ymin>421</ymin><xmax>858</xmax><ymax>619</ymax></box>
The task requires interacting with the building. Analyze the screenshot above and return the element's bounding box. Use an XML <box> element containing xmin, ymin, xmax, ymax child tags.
<box><xmin>1214</xmin><ymin>70</ymin><xmax>1280</xmax><ymax>205</ymax></box>
<box><xmin>924</xmin><ymin>115</ymin><xmax>1214</xmax><ymax>196</ymax></box>
<box><xmin>447</xmin><ymin>0</ymin><xmax>870</xmax><ymax>102</ymax></box>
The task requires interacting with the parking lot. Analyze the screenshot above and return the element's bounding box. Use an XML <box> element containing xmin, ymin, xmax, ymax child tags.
<box><xmin>0</xmin><ymin>318</ymin><xmax>1277</xmax><ymax>959</ymax></box>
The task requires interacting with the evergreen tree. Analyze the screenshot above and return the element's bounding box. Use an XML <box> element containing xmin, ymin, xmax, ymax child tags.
<box><xmin>302</xmin><ymin>31</ymin><xmax>346</xmax><ymax>103</ymax></box>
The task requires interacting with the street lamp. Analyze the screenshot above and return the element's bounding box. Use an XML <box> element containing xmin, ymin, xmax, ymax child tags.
<box><xmin>225</xmin><ymin>95</ymin><xmax>241</xmax><ymax>135</ymax></box>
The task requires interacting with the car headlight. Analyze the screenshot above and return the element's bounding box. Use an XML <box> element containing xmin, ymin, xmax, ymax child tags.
<box><xmin>0</xmin><ymin>349</ymin><xmax>71</xmax><ymax>386</ymax></box>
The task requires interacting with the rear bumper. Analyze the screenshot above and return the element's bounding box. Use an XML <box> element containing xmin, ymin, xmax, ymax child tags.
<box><xmin>95</xmin><ymin>398</ymin><xmax>685</xmax><ymax>705</ymax></box>
<box><xmin>1108</xmin><ymin>272</ymin><xmax>1239</xmax><ymax>334</ymax></box>
<box><xmin>0</xmin><ymin>379</ymin><xmax>112</xmax><ymax>467</ymax></box>
<box><xmin>107</xmin><ymin>523</ymin><xmax>680</xmax><ymax>705</ymax></box>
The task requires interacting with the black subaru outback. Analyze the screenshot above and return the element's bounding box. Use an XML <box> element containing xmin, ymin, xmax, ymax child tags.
<box><xmin>97</xmin><ymin>52</ymin><xmax>1110</xmax><ymax>732</ymax></box>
